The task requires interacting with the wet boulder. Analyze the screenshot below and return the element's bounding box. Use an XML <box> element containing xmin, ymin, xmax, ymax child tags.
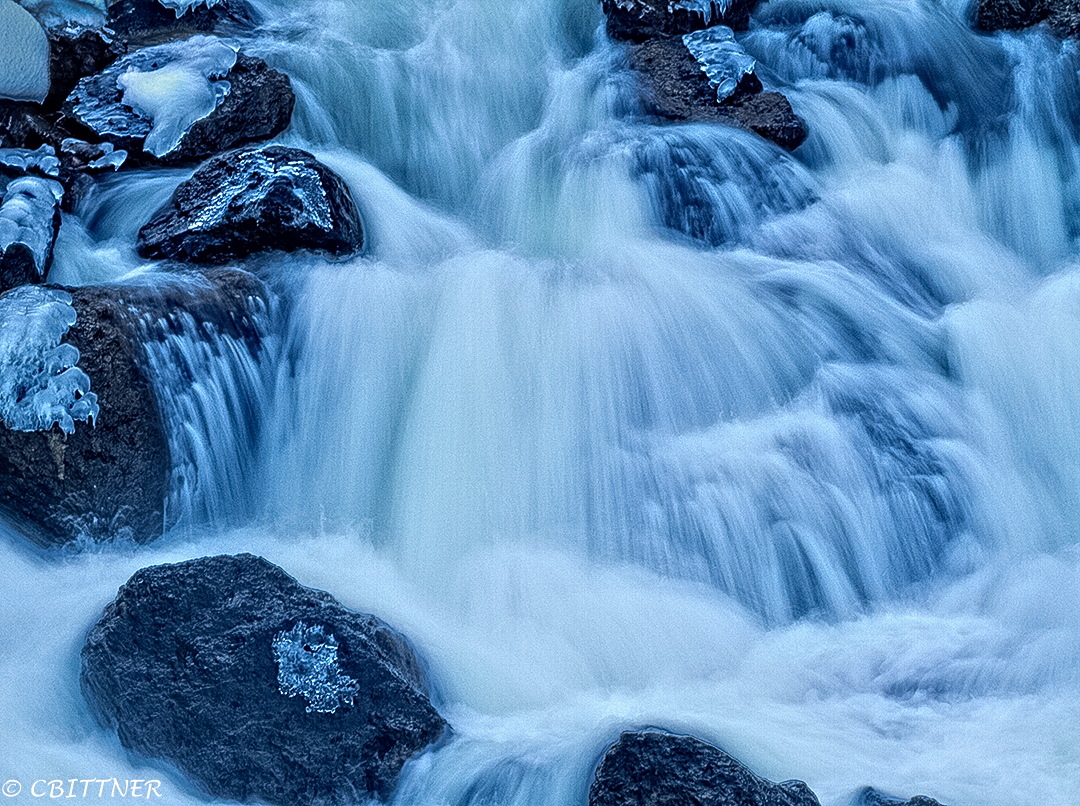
<box><xmin>589</xmin><ymin>731</ymin><xmax>820</xmax><ymax>806</ymax></box>
<box><xmin>601</xmin><ymin>0</ymin><xmax>758</xmax><ymax>41</ymax></box>
<box><xmin>0</xmin><ymin>269</ymin><xmax>266</xmax><ymax>546</ymax></box>
<box><xmin>105</xmin><ymin>0</ymin><xmax>253</xmax><ymax>42</ymax></box>
<box><xmin>137</xmin><ymin>145</ymin><xmax>364</xmax><ymax>264</ymax></box>
<box><xmin>43</xmin><ymin>22</ymin><xmax>122</xmax><ymax>112</ymax></box>
<box><xmin>64</xmin><ymin>36</ymin><xmax>293</xmax><ymax>165</ymax></box>
<box><xmin>854</xmin><ymin>787</ymin><xmax>946</xmax><ymax>806</ymax></box>
<box><xmin>628</xmin><ymin>34</ymin><xmax>807</xmax><ymax>150</ymax></box>
<box><xmin>81</xmin><ymin>553</ymin><xmax>447</xmax><ymax>805</ymax></box>
<box><xmin>972</xmin><ymin>0</ymin><xmax>1080</xmax><ymax>36</ymax></box>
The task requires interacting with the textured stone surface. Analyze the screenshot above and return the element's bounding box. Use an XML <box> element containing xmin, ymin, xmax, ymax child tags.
<box><xmin>82</xmin><ymin>554</ymin><xmax>447</xmax><ymax>805</ymax></box>
<box><xmin>856</xmin><ymin>787</ymin><xmax>946</xmax><ymax>806</ymax></box>
<box><xmin>589</xmin><ymin>731</ymin><xmax>820</xmax><ymax>806</ymax></box>
<box><xmin>137</xmin><ymin>145</ymin><xmax>364</xmax><ymax>263</ymax></box>
<box><xmin>106</xmin><ymin>0</ymin><xmax>252</xmax><ymax>42</ymax></box>
<box><xmin>44</xmin><ymin>22</ymin><xmax>121</xmax><ymax>112</ymax></box>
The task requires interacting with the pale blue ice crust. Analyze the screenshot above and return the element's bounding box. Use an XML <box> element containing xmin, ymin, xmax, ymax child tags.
<box><xmin>0</xmin><ymin>286</ymin><xmax>98</xmax><ymax>435</ymax></box>
<box><xmin>683</xmin><ymin>25</ymin><xmax>756</xmax><ymax>102</ymax></box>
<box><xmin>669</xmin><ymin>0</ymin><xmax>730</xmax><ymax>25</ymax></box>
<box><xmin>272</xmin><ymin>622</ymin><xmax>360</xmax><ymax>714</ymax></box>
<box><xmin>0</xmin><ymin>177</ymin><xmax>64</xmax><ymax>276</ymax></box>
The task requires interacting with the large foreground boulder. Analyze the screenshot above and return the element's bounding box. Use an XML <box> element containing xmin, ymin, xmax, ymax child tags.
<box><xmin>589</xmin><ymin>731</ymin><xmax>820</xmax><ymax>806</ymax></box>
<box><xmin>0</xmin><ymin>269</ymin><xmax>267</xmax><ymax>546</ymax></box>
<box><xmin>81</xmin><ymin>554</ymin><xmax>447</xmax><ymax>805</ymax></box>
<box><xmin>64</xmin><ymin>37</ymin><xmax>294</xmax><ymax>165</ymax></box>
<box><xmin>602</xmin><ymin>0</ymin><xmax>758</xmax><ymax>41</ymax></box>
<box><xmin>137</xmin><ymin>145</ymin><xmax>364</xmax><ymax>264</ymax></box>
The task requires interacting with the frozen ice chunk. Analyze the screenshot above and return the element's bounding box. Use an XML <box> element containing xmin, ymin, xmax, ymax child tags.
<box><xmin>0</xmin><ymin>146</ymin><xmax>61</xmax><ymax>178</ymax></box>
<box><xmin>0</xmin><ymin>285</ymin><xmax>98</xmax><ymax>434</ymax></box>
<box><xmin>0</xmin><ymin>177</ymin><xmax>64</xmax><ymax>277</ymax></box>
<box><xmin>669</xmin><ymin>0</ymin><xmax>730</xmax><ymax>26</ymax></box>
<box><xmin>273</xmin><ymin>622</ymin><xmax>360</xmax><ymax>714</ymax></box>
<box><xmin>683</xmin><ymin>25</ymin><xmax>757</xmax><ymax>103</ymax></box>
<box><xmin>0</xmin><ymin>0</ymin><xmax>51</xmax><ymax>103</ymax></box>
<box><xmin>116</xmin><ymin>36</ymin><xmax>237</xmax><ymax>158</ymax></box>
<box><xmin>158</xmin><ymin>0</ymin><xmax>223</xmax><ymax>17</ymax></box>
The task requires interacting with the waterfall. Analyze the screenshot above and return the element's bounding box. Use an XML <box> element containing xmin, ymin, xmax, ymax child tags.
<box><xmin>2</xmin><ymin>0</ymin><xmax>1079</xmax><ymax>804</ymax></box>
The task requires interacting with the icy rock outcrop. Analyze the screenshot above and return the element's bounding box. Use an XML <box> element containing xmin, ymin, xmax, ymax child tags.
<box><xmin>0</xmin><ymin>145</ymin><xmax>61</xmax><ymax>178</ymax></box>
<box><xmin>683</xmin><ymin>25</ymin><xmax>757</xmax><ymax>102</ymax></box>
<box><xmin>590</xmin><ymin>732</ymin><xmax>820</xmax><ymax>806</ymax></box>
<box><xmin>106</xmin><ymin>0</ymin><xmax>250</xmax><ymax>39</ymax></box>
<box><xmin>43</xmin><ymin>21</ymin><xmax>121</xmax><ymax>112</ymax></box>
<box><xmin>65</xmin><ymin>38</ymin><xmax>292</xmax><ymax>164</ymax></box>
<box><xmin>602</xmin><ymin>0</ymin><xmax>757</xmax><ymax>41</ymax></box>
<box><xmin>0</xmin><ymin>285</ymin><xmax>97</xmax><ymax>435</ymax></box>
<box><xmin>0</xmin><ymin>176</ymin><xmax>63</xmax><ymax>290</ymax></box>
<box><xmin>138</xmin><ymin>146</ymin><xmax>364</xmax><ymax>263</ymax></box>
<box><xmin>0</xmin><ymin>270</ymin><xmax>266</xmax><ymax>546</ymax></box>
<box><xmin>0</xmin><ymin>0</ymin><xmax>51</xmax><ymax>103</ymax></box>
<box><xmin>81</xmin><ymin>554</ymin><xmax>446</xmax><ymax>805</ymax></box>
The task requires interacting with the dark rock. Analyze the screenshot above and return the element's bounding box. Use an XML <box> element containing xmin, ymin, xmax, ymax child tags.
<box><xmin>81</xmin><ymin>553</ymin><xmax>447</xmax><ymax>805</ymax></box>
<box><xmin>589</xmin><ymin>731</ymin><xmax>820</xmax><ymax>806</ymax></box>
<box><xmin>44</xmin><ymin>22</ymin><xmax>122</xmax><ymax>112</ymax></box>
<box><xmin>973</xmin><ymin>0</ymin><xmax>1050</xmax><ymax>31</ymax></box>
<box><xmin>0</xmin><ymin>269</ymin><xmax>267</xmax><ymax>546</ymax></box>
<box><xmin>0</xmin><ymin>101</ymin><xmax>64</xmax><ymax>151</ymax></box>
<box><xmin>106</xmin><ymin>0</ymin><xmax>252</xmax><ymax>42</ymax></box>
<box><xmin>137</xmin><ymin>145</ymin><xmax>364</xmax><ymax>264</ymax></box>
<box><xmin>629</xmin><ymin>38</ymin><xmax>806</xmax><ymax>150</ymax></box>
<box><xmin>855</xmin><ymin>787</ymin><xmax>946</xmax><ymax>806</ymax></box>
<box><xmin>0</xmin><ymin>175</ymin><xmax>63</xmax><ymax>290</ymax></box>
<box><xmin>602</xmin><ymin>0</ymin><xmax>758</xmax><ymax>42</ymax></box>
<box><xmin>63</xmin><ymin>43</ymin><xmax>294</xmax><ymax>165</ymax></box>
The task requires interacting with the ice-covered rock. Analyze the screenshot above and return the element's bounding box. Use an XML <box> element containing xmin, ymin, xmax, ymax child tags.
<box><xmin>0</xmin><ymin>285</ymin><xmax>97</xmax><ymax>435</ymax></box>
<box><xmin>0</xmin><ymin>145</ymin><xmax>60</xmax><ymax>178</ymax></box>
<box><xmin>115</xmin><ymin>36</ymin><xmax>237</xmax><ymax>157</ymax></box>
<box><xmin>159</xmin><ymin>0</ymin><xmax>224</xmax><ymax>16</ymax></box>
<box><xmin>0</xmin><ymin>269</ymin><xmax>267</xmax><ymax>546</ymax></box>
<box><xmin>105</xmin><ymin>0</ymin><xmax>251</xmax><ymax>39</ymax></box>
<box><xmin>0</xmin><ymin>176</ymin><xmax>63</xmax><ymax>290</ymax></box>
<box><xmin>81</xmin><ymin>553</ymin><xmax>447</xmax><ymax>805</ymax></box>
<box><xmin>138</xmin><ymin>146</ymin><xmax>363</xmax><ymax>263</ymax></box>
<box><xmin>43</xmin><ymin>21</ymin><xmax>120</xmax><ymax>112</ymax></box>
<box><xmin>683</xmin><ymin>25</ymin><xmax>757</xmax><ymax>102</ymax></box>
<box><xmin>60</xmin><ymin>138</ymin><xmax>127</xmax><ymax>172</ymax></box>
<box><xmin>0</xmin><ymin>0</ymin><xmax>51</xmax><ymax>103</ymax></box>
<box><xmin>601</xmin><ymin>0</ymin><xmax>757</xmax><ymax>42</ymax></box>
<box><xmin>590</xmin><ymin>731</ymin><xmax>820</xmax><ymax>806</ymax></box>
<box><xmin>65</xmin><ymin>38</ymin><xmax>292</xmax><ymax>164</ymax></box>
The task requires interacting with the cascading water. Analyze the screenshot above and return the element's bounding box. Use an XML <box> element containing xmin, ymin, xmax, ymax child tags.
<box><xmin>2</xmin><ymin>0</ymin><xmax>1080</xmax><ymax>804</ymax></box>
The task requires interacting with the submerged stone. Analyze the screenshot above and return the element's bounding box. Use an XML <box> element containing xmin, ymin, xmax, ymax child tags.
<box><xmin>137</xmin><ymin>145</ymin><xmax>364</xmax><ymax>263</ymax></box>
<box><xmin>855</xmin><ymin>787</ymin><xmax>947</xmax><ymax>806</ymax></box>
<box><xmin>590</xmin><ymin>731</ymin><xmax>820</xmax><ymax>806</ymax></box>
<box><xmin>81</xmin><ymin>554</ymin><xmax>447</xmax><ymax>805</ymax></box>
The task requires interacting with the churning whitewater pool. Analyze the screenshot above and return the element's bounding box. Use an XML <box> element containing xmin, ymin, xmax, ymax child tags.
<box><xmin>3</xmin><ymin>0</ymin><xmax>1080</xmax><ymax>803</ymax></box>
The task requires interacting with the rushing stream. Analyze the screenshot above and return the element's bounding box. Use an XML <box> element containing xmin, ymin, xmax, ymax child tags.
<box><xmin>3</xmin><ymin>0</ymin><xmax>1080</xmax><ymax>803</ymax></box>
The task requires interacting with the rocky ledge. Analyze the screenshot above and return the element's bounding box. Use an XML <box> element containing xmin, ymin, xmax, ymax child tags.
<box><xmin>82</xmin><ymin>554</ymin><xmax>447</xmax><ymax>805</ymax></box>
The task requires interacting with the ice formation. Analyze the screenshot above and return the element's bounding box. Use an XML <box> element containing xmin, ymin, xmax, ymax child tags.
<box><xmin>0</xmin><ymin>146</ymin><xmax>61</xmax><ymax>178</ymax></box>
<box><xmin>116</xmin><ymin>36</ymin><xmax>238</xmax><ymax>157</ymax></box>
<box><xmin>0</xmin><ymin>285</ymin><xmax>98</xmax><ymax>434</ymax></box>
<box><xmin>0</xmin><ymin>0</ymin><xmax>51</xmax><ymax>103</ymax></box>
<box><xmin>272</xmin><ymin>622</ymin><xmax>360</xmax><ymax>714</ymax></box>
<box><xmin>683</xmin><ymin>25</ymin><xmax>757</xmax><ymax>102</ymax></box>
<box><xmin>669</xmin><ymin>0</ymin><xmax>730</xmax><ymax>25</ymax></box>
<box><xmin>0</xmin><ymin>177</ymin><xmax>64</xmax><ymax>275</ymax></box>
<box><xmin>190</xmin><ymin>150</ymin><xmax>333</xmax><ymax>232</ymax></box>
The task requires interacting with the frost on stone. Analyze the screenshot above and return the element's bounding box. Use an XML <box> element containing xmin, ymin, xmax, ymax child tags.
<box><xmin>0</xmin><ymin>177</ymin><xmax>64</xmax><ymax>275</ymax></box>
<box><xmin>0</xmin><ymin>285</ymin><xmax>98</xmax><ymax>434</ymax></box>
<box><xmin>0</xmin><ymin>146</ymin><xmax>61</xmax><ymax>178</ymax></box>
<box><xmin>116</xmin><ymin>36</ymin><xmax>238</xmax><ymax>157</ymax></box>
<box><xmin>60</xmin><ymin>139</ymin><xmax>128</xmax><ymax>172</ymax></box>
<box><xmin>157</xmin><ymin>0</ymin><xmax>224</xmax><ymax>17</ymax></box>
<box><xmin>0</xmin><ymin>0</ymin><xmax>50</xmax><ymax>103</ymax></box>
<box><xmin>669</xmin><ymin>0</ymin><xmax>730</xmax><ymax>25</ymax></box>
<box><xmin>190</xmin><ymin>150</ymin><xmax>333</xmax><ymax>232</ymax></box>
<box><xmin>71</xmin><ymin>35</ymin><xmax>237</xmax><ymax>159</ymax></box>
<box><xmin>272</xmin><ymin>622</ymin><xmax>360</xmax><ymax>714</ymax></box>
<box><xmin>683</xmin><ymin>25</ymin><xmax>756</xmax><ymax>103</ymax></box>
